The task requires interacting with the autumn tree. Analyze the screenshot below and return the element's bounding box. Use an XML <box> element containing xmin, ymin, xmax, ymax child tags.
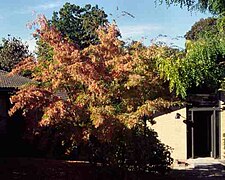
<box><xmin>0</xmin><ymin>36</ymin><xmax>29</xmax><ymax>72</ymax></box>
<box><xmin>10</xmin><ymin>15</ymin><xmax>176</xmax><ymax>173</ymax></box>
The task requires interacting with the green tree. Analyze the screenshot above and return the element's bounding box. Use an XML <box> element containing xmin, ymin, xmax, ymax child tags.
<box><xmin>36</xmin><ymin>2</ymin><xmax>108</xmax><ymax>62</ymax></box>
<box><xmin>157</xmin><ymin>0</ymin><xmax>225</xmax><ymax>14</ymax></box>
<box><xmin>185</xmin><ymin>17</ymin><xmax>218</xmax><ymax>41</ymax></box>
<box><xmin>0</xmin><ymin>36</ymin><xmax>29</xmax><ymax>72</ymax></box>
<box><xmin>157</xmin><ymin>17</ymin><xmax>225</xmax><ymax>97</ymax></box>
<box><xmin>50</xmin><ymin>2</ymin><xmax>108</xmax><ymax>49</ymax></box>
<box><xmin>184</xmin><ymin>17</ymin><xmax>225</xmax><ymax>93</ymax></box>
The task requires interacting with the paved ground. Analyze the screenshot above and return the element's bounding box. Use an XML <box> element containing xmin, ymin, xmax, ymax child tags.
<box><xmin>170</xmin><ymin>158</ymin><xmax>225</xmax><ymax>179</ymax></box>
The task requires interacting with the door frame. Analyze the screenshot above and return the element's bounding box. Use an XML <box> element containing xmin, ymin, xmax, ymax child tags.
<box><xmin>188</xmin><ymin>107</ymin><xmax>221</xmax><ymax>159</ymax></box>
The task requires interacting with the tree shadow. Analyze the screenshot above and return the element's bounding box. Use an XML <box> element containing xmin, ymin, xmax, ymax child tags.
<box><xmin>170</xmin><ymin>163</ymin><xmax>225</xmax><ymax>179</ymax></box>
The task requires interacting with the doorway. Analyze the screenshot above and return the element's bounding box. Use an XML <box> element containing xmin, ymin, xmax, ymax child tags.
<box><xmin>187</xmin><ymin>108</ymin><xmax>220</xmax><ymax>159</ymax></box>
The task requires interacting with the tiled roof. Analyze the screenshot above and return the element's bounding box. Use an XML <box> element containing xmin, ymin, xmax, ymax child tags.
<box><xmin>0</xmin><ymin>70</ymin><xmax>31</xmax><ymax>88</ymax></box>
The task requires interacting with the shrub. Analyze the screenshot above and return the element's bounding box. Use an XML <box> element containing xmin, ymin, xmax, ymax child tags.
<box><xmin>87</xmin><ymin>122</ymin><xmax>173</xmax><ymax>177</ymax></box>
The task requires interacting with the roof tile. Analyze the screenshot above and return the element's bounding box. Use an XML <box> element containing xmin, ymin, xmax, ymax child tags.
<box><xmin>0</xmin><ymin>70</ymin><xmax>31</xmax><ymax>88</ymax></box>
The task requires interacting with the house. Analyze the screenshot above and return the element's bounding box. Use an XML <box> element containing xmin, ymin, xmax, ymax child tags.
<box><xmin>150</xmin><ymin>91</ymin><xmax>225</xmax><ymax>161</ymax></box>
<box><xmin>0</xmin><ymin>70</ymin><xmax>31</xmax><ymax>153</ymax></box>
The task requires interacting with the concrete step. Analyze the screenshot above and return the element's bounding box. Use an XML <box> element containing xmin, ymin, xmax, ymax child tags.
<box><xmin>172</xmin><ymin>158</ymin><xmax>223</xmax><ymax>170</ymax></box>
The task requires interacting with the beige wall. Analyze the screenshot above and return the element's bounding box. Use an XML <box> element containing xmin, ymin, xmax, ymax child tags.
<box><xmin>220</xmin><ymin>102</ymin><xmax>225</xmax><ymax>159</ymax></box>
<box><xmin>149</xmin><ymin>108</ymin><xmax>187</xmax><ymax>160</ymax></box>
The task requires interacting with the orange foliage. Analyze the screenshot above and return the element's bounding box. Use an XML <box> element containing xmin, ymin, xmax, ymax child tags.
<box><xmin>10</xmin><ymin>15</ymin><xmax>178</xmax><ymax>143</ymax></box>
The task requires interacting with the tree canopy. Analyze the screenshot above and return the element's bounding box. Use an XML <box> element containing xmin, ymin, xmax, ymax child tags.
<box><xmin>0</xmin><ymin>36</ymin><xmax>29</xmax><ymax>72</ymax></box>
<box><xmin>49</xmin><ymin>2</ymin><xmax>108</xmax><ymax>49</ymax></box>
<box><xmin>157</xmin><ymin>16</ymin><xmax>225</xmax><ymax>96</ymax></box>
<box><xmin>36</xmin><ymin>2</ymin><xmax>109</xmax><ymax>63</ymax></box>
<box><xmin>11</xmin><ymin>15</ymin><xmax>178</xmax><ymax>131</ymax></box>
<box><xmin>157</xmin><ymin>0</ymin><xmax>225</xmax><ymax>14</ymax></box>
<box><xmin>154</xmin><ymin>1</ymin><xmax>225</xmax><ymax>93</ymax></box>
<box><xmin>185</xmin><ymin>17</ymin><xmax>218</xmax><ymax>41</ymax></box>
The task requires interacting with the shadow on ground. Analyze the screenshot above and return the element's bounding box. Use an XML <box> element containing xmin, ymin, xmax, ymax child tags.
<box><xmin>0</xmin><ymin>158</ymin><xmax>170</xmax><ymax>180</ymax></box>
<box><xmin>0</xmin><ymin>158</ymin><xmax>225</xmax><ymax>179</ymax></box>
<box><xmin>170</xmin><ymin>163</ymin><xmax>225</xmax><ymax>179</ymax></box>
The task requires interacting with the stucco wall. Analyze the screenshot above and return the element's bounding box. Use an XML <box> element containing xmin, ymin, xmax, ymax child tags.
<box><xmin>149</xmin><ymin>108</ymin><xmax>187</xmax><ymax>160</ymax></box>
<box><xmin>220</xmin><ymin>102</ymin><xmax>225</xmax><ymax>159</ymax></box>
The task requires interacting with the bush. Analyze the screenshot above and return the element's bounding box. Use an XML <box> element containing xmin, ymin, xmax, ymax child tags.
<box><xmin>87</xmin><ymin>122</ymin><xmax>173</xmax><ymax>177</ymax></box>
<box><xmin>18</xmin><ymin>117</ymin><xmax>173</xmax><ymax>177</ymax></box>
